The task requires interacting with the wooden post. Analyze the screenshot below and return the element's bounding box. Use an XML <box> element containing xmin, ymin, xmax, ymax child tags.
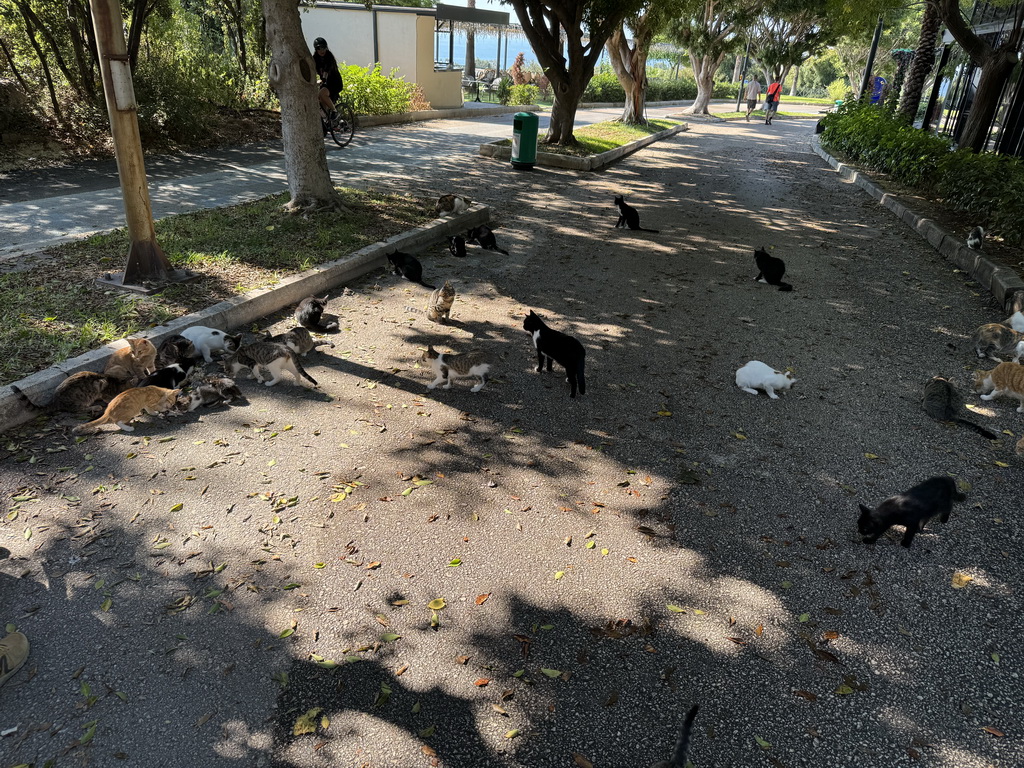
<box><xmin>90</xmin><ymin>0</ymin><xmax>186</xmax><ymax>291</ymax></box>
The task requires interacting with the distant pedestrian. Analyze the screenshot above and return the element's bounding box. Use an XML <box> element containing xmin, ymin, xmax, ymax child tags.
<box><xmin>744</xmin><ymin>77</ymin><xmax>762</xmax><ymax>122</ymax></box>
<box><xmin>765</xmin><ymin>80</ymin><xmax>782</xmax><ymax>125</ymax></box>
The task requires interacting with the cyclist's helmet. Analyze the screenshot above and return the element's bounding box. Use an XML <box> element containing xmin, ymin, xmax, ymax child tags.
<box><xmin>313</xmin><ymin>37</ymin><xmax>327</xmax><ymax>51</ymax></box>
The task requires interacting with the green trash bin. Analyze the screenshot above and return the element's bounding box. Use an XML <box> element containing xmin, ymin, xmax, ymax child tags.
<box><xmin>511</xmin><ymin>111</ymin><xmax>538</xmax><ymax>170</ymax></box>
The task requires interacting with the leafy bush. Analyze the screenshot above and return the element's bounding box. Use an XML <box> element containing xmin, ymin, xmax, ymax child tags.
<box><xmin>583</xmin><ymin>72</ymin><xmax>625</xmax><ymax>102</ymax></box>
<box><xmin>820</xmin><ymin>98</ymin><xmax>1024</xmax><ymax>246</ymax></box>
<box><xmin>341</xmin><ymin>64</ymin><xmax>413</xmax><ymax>115</ymax></box>
<box><xmin>496</xmin><ymin>75</ymin><xmax>513</xmax><ymax>105</ymax></box>
<box><xmin>711</xmin><ymin>80</ymin><xmax>739</xmax><ymax>99</ymax></box>
<box><xmin>510</xmin><ymin>52</ymin><xmax>527</xmax><ymax>85</ymax></box>
<box><xmin>509</xmin><ymin>84</ymin><xmax>540</xmax><ymax>106</ymax></box>
<box><xmin>583</xmin><ymin>73</ymin><xmax>699</xmax><ymax>103</ymax></box>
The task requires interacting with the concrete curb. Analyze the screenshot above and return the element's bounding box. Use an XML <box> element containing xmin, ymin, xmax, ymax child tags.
<box><xmin>477</xmin><ymin>122</ymin><xmax>689</xmax><ymax>172</ymax></box>
<box><xmin>0</xmin><ymin>205</ymin><xmax>490</xmax><ymax>435</ymax></box>
<box><xmin>810</xmin><ymin>137</ymin><xmax>1024</xmax><ymax>315</ymax></box>
<box><xmin>359</xmin><ymin>104</ymin><xmax>539</xmax><ymax>128</ymax></box>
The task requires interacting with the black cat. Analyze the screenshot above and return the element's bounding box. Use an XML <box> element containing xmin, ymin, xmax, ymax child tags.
<box><xmin>387</xmin><ymin>251</ymin><xmax>436</xmax><ymax>288</ymax></box>
<box><xmin>137</xmin><ymin>363</ymin><xmax>192</xmax><ymax>390</ymax></box>
<box><xmin>650</xmin><ymin>704</ymin><xmax>699</xmax><ymax>768</ymax></box>
<box><xmin>466</xmin><ymin>225</ymin><xmax>509</xmax><ymax>255</ymax></box>
<box><xmin>295</xmin><ymin>296</ymin><xmax>339</xmax><ymax>332</ymax></box>
<box><xmin>858</xmin><ymin>476</ymin><xmax>966</xmax><ymax>548</ymax></box>
<box><xmin>922</xmin><ymin>376</ymin><xmax>996</xmax><ymax>439</ymax></box>
<box><xmin>523</xmin><ymin>310</ymin><xmax>586</xmax><ymax>398</ymax></box>
<box><xmin>613</xmin><ymin>195</ymin><xmax>660</xmax><ymax>233</ymax></box>
<box><xmin>753</xmin><ymin>246</ymin><xmax>793</xmax><ymax>291</ymax></box>
<box><xmin>448</xmin><ymin>235</ymin><xmax>467</xmax><ymax>258</ymax></box>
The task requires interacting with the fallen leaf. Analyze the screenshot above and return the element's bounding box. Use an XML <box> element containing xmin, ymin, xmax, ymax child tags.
<box><xmin>475</xmin><ymin>593</ymin><xmax>490</xmax><ymax>605</ymax></box>
<box><xmin>982</xmin><ymin>726</ymin><xmax>1004</xmax><ymax>737</ymax></box>
<box><xmin>951</xmin><ymin>572</ymin><xmax>973</xmax><ymax>589</ymax></box>
<box><xmin>667</xmin><ymin>604</ymin><xmax>685</xmax><ymax>614</ymax></box>
<box><xmin>381</xmin><ymin>633</ymin><xmax>401</xmax><ymax>642</ymax></box>
<box><xmin>754</xmin><ymin>735</ymin><xmax>772</xmax><ymax>749</ymax></box>
<box><xmin>835</xmin><ymin>684</ymin><xmax>855</xmax><ymax>695</ymax></box>
<box><xmin>572</xmin><ymin>755</ymin><xmax>595</xmax><ymax>768</ymax></box>
<box><xmin>474</xmin><ymin>678</ymin><xmax>490</xmax><ymax>687</ymax></box>
<box><xmin>504</xmin><ymin>729</ymin><xmax>520</xmax><ymax>739</ymax></box>
<box><xmin>427</xmin><ymin>598</ymin><xmax>446</xmax><ymax>611</ymax></box>
<box><xmin>540</xmin><ymin>668</ymin><xmax>562</xmax><ymax>678</ymax></box>
<box><xmin>447</xmin><ymin>558</ymin><xmax>462</xmax><ymax>567</ymax></box>
<box><xmin>293</xmin><ymin>708</ymin><xmax>323</xmax><ymax>736</ymax></box>
<box><xmin>794</xmin><ymin>690</ymin><xmax>818</xmax><ymax>701</ymax></box>
<box><xmin>554</xmin><ymin>571</ymin><xmax>565</xmax><ymax>580</ymax></box>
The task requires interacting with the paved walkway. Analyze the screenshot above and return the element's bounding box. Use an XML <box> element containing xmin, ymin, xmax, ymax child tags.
<box><xmin>7</xmin><ymin>103</ymin><xmax>1016</xmax><ymax>768</ymax></box>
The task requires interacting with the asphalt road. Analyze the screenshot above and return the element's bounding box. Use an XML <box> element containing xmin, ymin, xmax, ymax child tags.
<box><xmin>2</xmin><ymin>104</ymin><xmax>1020</xmax><ymax>768</ymax></box>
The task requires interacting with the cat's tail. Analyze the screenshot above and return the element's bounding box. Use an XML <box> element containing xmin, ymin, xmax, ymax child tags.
<box><xmin>291</xmin><ymin>355</ymin><xmax>319</xmax><ymax>387</ymax></box>
<box><xmin>417</xmin><ymin>279</ymin><xmax>437</xmax><ymax>289</ymax></box>
<box><xmin>300</xmin><ymin>319</ymin><xmax>339</xmax><ymax>332</ymax></box>
<box><xmin>956</xmin><ymin>418</ymin><xmax>998</xmax><ymax>440</ymax></box>
<box><xmin>573</xmin><ymin>362</ymin><xmax>586</xmax><ymax>397</ymax></box>
<box><xmin>639</xmin><ymin>227</ymin><xmax>661</xmax><ymax>233</ymax></box>
<box><xmin>776</xmin><ymin>282</ymin><xmax>794</xmax><ymax>292</ymax></box>
<box><xmin>668</xmin><ymin>704</ymin><xmax>699</xmax><ymax>767</ymax></box>
<box><xmin>72</xmin><ymin>416</ymin><xmax>106</xmax><ymax>435</ymax></box>
<box><xmin>10</xmin><ymin>384</ymin><xmax>47</xmax><ymax>411</ymax></box>
<box><xmin>486</xmin><ymin>245</ymin><xmax>510</xmax><ymax>255</ymax></box>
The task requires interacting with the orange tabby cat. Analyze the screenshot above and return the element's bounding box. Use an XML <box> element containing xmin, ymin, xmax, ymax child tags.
<box><xmin>104</xmin><ymin>338</ymin><xmax>158</xmax><ymax>383</ymax></box>
<box><xmin>72</xmin><ymin>386</ymin><xmax>180</xmax><ymax>434</ymax></box>
<box><xmin>974</xmin><ymin>362</ymin><xmax>1024</xmax><ymax>413</ymax></box>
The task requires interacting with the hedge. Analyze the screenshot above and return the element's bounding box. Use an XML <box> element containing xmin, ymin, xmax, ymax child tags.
<box><xmin>819</xmin><ymin>98</ymin><xmax>1024</xmax><ymax>246</ymax></box>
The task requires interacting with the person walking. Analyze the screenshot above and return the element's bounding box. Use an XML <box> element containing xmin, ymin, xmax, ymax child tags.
<box><xmin>744</xmin><ymin>76</ymin><xmax>762</xmax><ymax>122</ymax></box>
<box><xmin>312</xmin><ymin>37</ymin><xmax>344</xmax><ymax>124</ymax></box>
<box><xmin>765</xmin><ymin>80</ymin><xmax>782</xmax><ymax>125</ymax></box>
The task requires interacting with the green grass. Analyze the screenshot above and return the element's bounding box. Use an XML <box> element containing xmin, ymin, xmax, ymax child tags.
<box><xmin>1</xmin><ymin>187</ymin><xmax>431</xmax><ymax>386</ymax></box>
<box><xmin>495</xmin><ymin>118</ymin><xmax>682</xmax><ymax>157</ymax></box>
<box><xmin>715</xmin><ymin>109</ymin><xmax>819</xmax><ymax>120</ymax></box>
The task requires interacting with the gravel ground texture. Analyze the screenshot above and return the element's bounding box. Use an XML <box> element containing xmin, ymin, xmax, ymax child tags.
<box><xmin>1</xmin><ymin>115</ymin><xmax>1022</xmax><ymax>768</ymax></box>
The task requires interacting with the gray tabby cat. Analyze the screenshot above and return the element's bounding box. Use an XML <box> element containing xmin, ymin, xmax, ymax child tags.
<box><xmin>11</xmin><ymin>372</ymin><xmax>121</xmax><ymax>415</ymax></box>
<box><xmin>422</xmin><ymin>346</ymin><xmax>492</xmax><ymax>392</ymax></box>
<box><xmin>427</xmin><ymin>281</ymin><xmax>456</xmax><ymax>323</ymax></box>
<box><xmin>261</xmin><ymin>327</ymin><xmax>335</xmax><ymax>356</ymax></box>
<box><xmin>181</xmin><ymin>375</ymin><xmax>244</xmax><ymax>411</ymax></box>
<box><xmin>223</xmin><ymin>341</ymin><xmax>318</xmax><ymax>387</ymax></box>
<box><xmin>971</xmin><ymin>323</ymin><xmax>1024</xmax><ymax>362</ymax></box>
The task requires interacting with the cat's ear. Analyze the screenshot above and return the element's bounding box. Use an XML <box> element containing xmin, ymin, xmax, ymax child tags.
<box><xmin>858</xmin><ymin>504</ymin><xmax>873</xmax><ymax>518</ymax></box>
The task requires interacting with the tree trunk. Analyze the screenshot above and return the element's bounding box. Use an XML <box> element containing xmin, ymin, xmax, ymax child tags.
<box><xmin>262</xmin><ymin>0</ymin><xmax>341</xmax><ymax>213</ymax></box>
<box><xmin>959</xmin><ymin>47</ymin><xmax>1018</xmax><ymax>151</ymax></box>
<box><xmin>547</xmin><ymin>80</ymin><xmax>584</xmax><ymax>144</ymax></box>
<box><xmin>789</xmin><ymin>67</ymin><xmax>798</xmax><ymax>97</ymax></box>
<box><xmin>898</xmin><ymin>2</ymin><xmax>941</xmax><ymax>123</ymax></box>
<box><xmin>466</xmin><ymin>0</ymin><xmax>476</xmax><ymax>79</ymax></box>
<box><xmin>607</xmin><ymin>27</ymin><xmax>649</xmax><ymax>125</ymax></box>
<box><xmin>684</xmin><ymin>52</ymin><xmax>722</xmax><ymax>115</ymax></box>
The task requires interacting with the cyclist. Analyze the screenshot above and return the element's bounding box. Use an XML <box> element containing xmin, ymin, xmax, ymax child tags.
<box><xmin>313</xmin><ymin>37</ymin><xmax>344</xmax><ymax>125</ymax></box>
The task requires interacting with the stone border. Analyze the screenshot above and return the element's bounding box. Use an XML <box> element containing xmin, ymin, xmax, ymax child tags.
<box><xmin>478</xmin><ymin>122</ymin><xmax>688</xmax><ymax>172</ymax></box>
<box><xmin>0</xmin><ymin>205</ymin><xmax>490</xmax><ymax>435</ymax></box>
<box><xmin>359</xmin><ymin>104</ymin><xmax>539</xmax><ymax>128</ymax></box>
<box><xmin>811</xmin><ymin>138</ymin><xmax>1024</xmax><ymax>314</ymax></box>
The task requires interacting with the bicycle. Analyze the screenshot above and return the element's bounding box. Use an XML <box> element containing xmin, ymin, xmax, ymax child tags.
<box><xmin>320</xmin><ymin>94</ymin><xmax>356</xmax><ymax>148</ymax></box>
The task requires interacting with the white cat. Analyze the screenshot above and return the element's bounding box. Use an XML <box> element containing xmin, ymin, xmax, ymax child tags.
<box><xmin>180</xmin><ymin>326</ymin><xmax>242</xmax><ymax>363</ymax></box>
<box><xmin>735</xmin><ymin>360</ymin><xmax>797</xmax><ymax>399</ymax></box>
<box><xmin>1005</xmin><ymin>310</ymin><xmax>1024</xmax><ymax>333</ymax></box>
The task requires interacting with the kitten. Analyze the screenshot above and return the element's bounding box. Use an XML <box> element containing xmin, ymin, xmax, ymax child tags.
<box><xmin>103</xmin><ymin>338</ymin><xmax>157</xmax><ymax>384</ymax></box>
<box><xmin>971</xmin><ymin>323</ymin><xmax>1024</xmax><ymax>362</ymax></box>
<box><xmin>180</xmin><ymin>326</ymin><xmax>243</xmax><ymax>363</ymax></box>
<box><xmin>422</xmin><ymin>346</ymin><xmax>492</xmax><ymax>392</ymax></box>
<box><xmin>1004</xmin><ymin>310</ymin><xmax>1024</xmax><ymax>333</ymax></box>
<box><xmin>966</xmin><ymin>226</ymin><xmax>984</xmax><ymax>250</ymax></box>
<box><xmin>735</xmin><ymin>360</ymin><xmax>796</xmax><ymax>399</ymax></box>
<box><xmin>137</xmin><ymin>363</ymin><xmax>193</xmax><ymax>390</ymax></box>
<box><xmin>11</xmin><ymin>372</ymin><xmax>120</xmax><ymax>414</ymax></box>
<box><xmin>388</xmin><ymin>251</ymin><xmax>436</xmax><ymax>288</ymax></box>
<box><xmin>753</xmin><ymin>246</ymin><xmax>793</xmax><ymax>291</ymax></box>
<box><xmin>261</xmin><ymin>327</ymin><xmax>334</xmax><ymax>356</ymax></box>
<box><xmin>465</xmin><ymin>225</ymin><xmax>509</xmax><ymax>255</ymax></box>
<box><xmin>182</xmin><ymin>375</ymin><xmax>244</xmax><ymax>412</ymax></box>
<box><xmin>427</xmin><ymin>281</ymin><xmax>456</xmax><ymax>323</ymax></box>
<box><xmin>223</xmin><ymin>341</ymin><xmax>318</xmax><ymax>387</ymax></box>
<box><xmin>613</xmin><ymin>195</ymin><xmax>660</xmax><ymax>233</ymax></box>
<box><xmin>434</xmin><ymin>194</ymin><xmax>471</xmax><ymax>218</ymax></box>
<box><xmin>858</xmin><ymin>476</ymin><xmax>966</xmax><ymax>548</ymax></box>
<box><xmin>974</xmin><ymin>361</ymin><xmax>1024</xmax><ymax>412</ymax></box>
<box><xmin>650</xmin><ymin>704</ymin><xmax>699</xmax><ymax>768</ymax></box>
<box><xmin>523</xmin><ymin>310</ymin><xmax>586</xmax><ymax>398</ymax></box>
<box><xmin>155</xmin><ymin>335</ymin><xmax>197</xmax><ymax>369</ymax></box>
<box><xmin>72</xmin><ymin>386</ymin><xmax>180</xmax><ymax>435</ymax></box>
<box><xmin>448</xmin><ymin>235</ymin><xmax>467</xmax><ymax>258</ymax></box>
<box><xmin>922</xmin><ymin>376</ymin><xmax>996</xmax><ymax>439</ymax></box>
<box><xmin>295</xmin><ymin>296</ymin><xmax>339</xmax><ymax>332</ymax></box>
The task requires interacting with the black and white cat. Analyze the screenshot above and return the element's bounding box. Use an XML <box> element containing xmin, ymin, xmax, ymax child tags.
<box><xmin>650</xmin><ymin>704</ymin><xmax>699</xmax><ymax>768</ymax></box>
<box><xmin>465</xmin><ymin>225</ymin><xmax>509</xmax><ymax>255</ymax></box>
<box><xmin>735</xmin><ymin>360</ymin><xmax>796</xmax><ymax>399</ymax></box>
<box><xmin>180</xmin><ymin>326</ymin><xmax>243</xmax><ymax>363</ymax></box>
<box><xmin>858</xmin><ymin>476</ymin><xmax>966</xmax><ymax>548</ymax></box>
<box><xmin>523</xmin><ymin>310</ymin><xmax>586</xmax><ymax>398</ymax></box>
<box><xmin>966</xmin><ymin>226</ymin><xmax>984</xmax><ymax>250</ymax></box>
<box><xmin>753</xmin><ymin>247</ymin><xmax>793</xmax><ymax>291</ymax></box>
<box><xmin>388</xmin><ymin>251</ymin><xmax>436</xmax><ymax>288</ymax></box>
<box><xmin>448</xmin><ymin>235</ymin><xmax>467</xmax><ymax>258</ymax></box>
<box><xmin>295</xmin><ymin>296</ymin><xmax>339</xmax><ymax>333</ymax></box>
<box><xmin>137</xmin><ymin>363</ymin><xmax>193</xmax><ymax>390</ymax></box>
<box><xmin>613</xmin><ymin>195</ymin><xmax>660</xmax><ymax>233</ymax></box>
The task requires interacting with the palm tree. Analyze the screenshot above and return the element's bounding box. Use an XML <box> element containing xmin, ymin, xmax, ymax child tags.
<box><xmin>897</xmin><ymin>2</ymin><xmax>941</xmax><ymax>123</ymax></box>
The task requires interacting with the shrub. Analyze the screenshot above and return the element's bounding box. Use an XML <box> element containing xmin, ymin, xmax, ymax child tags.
<box><xmin>535</xmin><ymin>75</ymin><xmax>551</xmax><ymax>101</ymax></box>
<box><xmin>509</xmin><ymin>84</ymin><xmax>540</xmax><ymax>106</ymax></box>
<box><xmin>496</xmin><ymin>75</ymin><xmax>513</xmax><ymax>105</ymax></box>
<box><xmin>510</xmin><ymin>53</ymin><xmax>527</xmax><ymax>85</ymax></box>
<box><xmin>341</xmin><ymin>64</ymin><xmax>413</xmax><ymax>115</ymax></box>
<box><xmin>711</xmin><ymin>80</ymin><xmax>739</xmax><ymax>99</ymax></box>
<box><xmin>583</xmin><ymin>72</ymin><xmax>625</xmax><ymax>102</ymax></box>
<box><xmin>820</xmin><ymin>98</ymin><xmax>1024</xmax><ymax>246</ymax></box>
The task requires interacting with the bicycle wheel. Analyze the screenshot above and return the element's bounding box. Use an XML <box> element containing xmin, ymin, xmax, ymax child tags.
<box><xmin>327</xmin><ymin>103</ymin><xmax>356</xmax><ymax>148</ymax></box>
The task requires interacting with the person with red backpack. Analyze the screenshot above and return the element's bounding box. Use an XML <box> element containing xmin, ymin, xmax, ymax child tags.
<box><xmin>764</xmin><ymin>80</ymin><xmax>782</xmax><ymax>125</ymax></box>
